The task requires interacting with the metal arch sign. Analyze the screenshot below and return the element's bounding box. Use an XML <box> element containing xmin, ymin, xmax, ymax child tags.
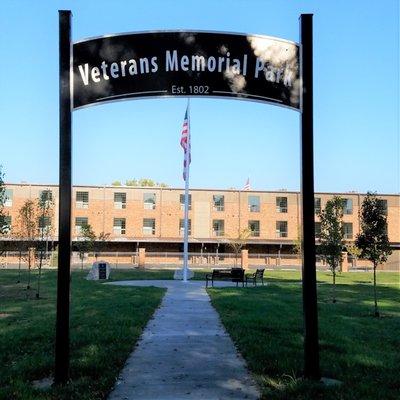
<box><xmin>72</xmin><ymin>31</ymin><xmax>300</xmax><ymax>110</ymax></box>
<box><xmin>57</xmin><ymin>12</ymin><xmax>319</xmax><ymax>385</ymax></box>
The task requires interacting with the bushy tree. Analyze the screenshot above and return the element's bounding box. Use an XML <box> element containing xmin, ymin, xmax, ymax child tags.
<box><xmin>76</xmin><ymin>223</ymin><xmax>96</xmax><ymax>269</ymax></box>
<box><xmin>356</xmin><ymin>193</ymin><xmax>392</xmax><ymax>317</ymax></box>
<box><xmin>317</xmin><ymin>196</ymin><xmax>345</xmax><ymax>303</ymax></box>
<box><xmin>124</xmin><ymin>178</ymin><xmax>169</xmax><ymax>187</ymax></box>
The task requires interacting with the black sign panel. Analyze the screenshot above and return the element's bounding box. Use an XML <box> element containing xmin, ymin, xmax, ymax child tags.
<box><xmin>98</xmin><ymin>263</ymin><xmax>107</xmax><ymax>279</ymax></box>
<box><xmin>73</xmin><ymin>31</ymin><xmax>300</xmax><ymax>110</ymax></box>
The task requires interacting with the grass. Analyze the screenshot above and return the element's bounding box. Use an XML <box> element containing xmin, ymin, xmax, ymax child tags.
<box><xmin>108</xmin><ymin>267</ymin><xmax>211</xmax><ymax>281</ymax></box>
<box><xmin>108</xmin><ymin>267</ymin><xmax>399</xmax><ymax>285</ymax></box>
<box><xmin>0</xmin><ymin>269</ymin><xmax>165</xmax><ymax>400</ymax></box>
<box><xmin>208</xmin><ymin>273</ymin><xmax>400</xmax><ymax>400</ymax></box>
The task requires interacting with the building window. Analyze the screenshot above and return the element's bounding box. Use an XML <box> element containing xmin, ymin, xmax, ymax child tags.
<box><xmin>315</xmin><ymin>222</ymin><xmax>321</xmax><ymax>238</ymax></box>
<box><xmin>343</xmin><ymin>222</ymin><xmax>353</xmax><ymax>239</ymax></box>
<box><xmin>179</xmin><ymin>219</ymin><xmax>192</xmax><ymax>236</ymax></box>
<box><xmin>213</xmin><ymin>195</ymin><xmax>224</xmax><ymax>211</ymax></box>
<box><xmin>180</xmin><ymin>194</ymin><xmax>192</xmax><ymax>210</ymax></box>
<box><xmin>248</xmin><ymin>196</ymin><xmax>260</xmax><ymax>212</ymax></box>
<box><xmin>76</xmin><ymin>191</ymin><xmax>89</xmax><ymax>209</ymax></box>
<box><xmin>114</xmin><ymin>192</ymin><xmax>126</xmax><ymax>209</ymax></box>
<box><xmin>377</xmin><ymin>199</ymin><xmax>388</xmax><ymax>216</ymax></box>
<box><xmin>143</xmin><ymin>218</ymin><xmax>156</xmax><ymax>235</ymax></box>
<box><xmin>276</xmin><ymin>197</ymin><xmax>288</xmax><ymax>213</ymax></box>
<box><xmin>39</xmin><ymin>190</ymin><xmax>53</xmax><ymax>204</ymax></box>
<box><xmin>2</xmin><ymin>216</ymin><xmax>11</xmax><ymax>233</ymax></box>
<box><xmin>38</xmin><ymin>216</ymin><xmax>51</xmax><ymax>235</ymax></box>
<box><xmin>248</xmin><ymin>220</ymin><xmax>260</xmax><ymax>237</ymax></box>
<box><xmin>113</xmin><ymin>218</ymin><xmax>126</xmax><ymax>235</ymax></box>
<box><xmin>144</xmin><ymin>193</ymin><xmax>156</xmax><ymax>210</ymax></box>
<box><xmin>75</xmin><ymin>217</ymin><xmax>88</xmax><ymax>234</ymax></box>
<box><xmin>4</xmin><ymin>189</ymin><xmax>13</xmax><ymax>207</ymax></box>
<box><xmin>314</xmin><ymin>198</ymin><xmax>321</xmax><ymax>214</ymax></box>
<box><xmin>212</xmin><ymin>219</ymin><xmax>224</xmax><ymax>236</ymax></box>
<box><xmin>343</xmin><ymin>198</ymin><xmax>353</xmax><ymax>214</ymax></box>
<box><xmin>276</xmin><ymin>221</ymin><xmax>288</xmax><ymax>238</ymax></box>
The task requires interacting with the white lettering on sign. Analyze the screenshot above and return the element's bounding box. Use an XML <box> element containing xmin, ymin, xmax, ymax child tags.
<box><xmin>254</xmin><ymin>57</ymin><xmax>295</xmax><ymax>87</ymax></box>
<box><xmin>77</xmin><ymin>50</ymin><xmax>294</xmax><ymax>87</ymax></box>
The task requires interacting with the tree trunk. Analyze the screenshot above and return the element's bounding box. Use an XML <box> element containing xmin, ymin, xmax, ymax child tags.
<box><xmin>373</xmin><ymin>262</ymin><xmax>379</xmax><ymax>317</ymax></box>
<box><xmin>27</xmin><ymin>257</ymin><xmax>31</xmax><ymax>290</ymax></box>
<box><xmin>17</xmin><ymin>250</ymin><xmax>21</xmax><ymax>283</ymax></box>
<box><xmin>332</xmin><ymin>269</ymin><xmax>336</xmax><ymax>303</ymax></box>
<box><xmin>36</xmin><ymin>247</ymin><xmax>44</xmax><ymax>299</ymax></box>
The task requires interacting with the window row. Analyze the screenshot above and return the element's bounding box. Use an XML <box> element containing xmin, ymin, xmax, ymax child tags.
<box><xmin>73</xmin><ymin>193</ymin><xmax>285</xmax><ymax>213</ymax></box>
<box><xmin>313</xmin><ymin>198</ymin><xmax>388</xmax><ymax>216</ymax></box>
<box><xmin>74</xmin><ymin>218</ymin><xmax>289</xmax><ymax>238</ymax></box>
<box><xmin>1</xmin><ymin>216</ymin><xmax>52</xmax><ymax>235</ymax></box>
<box><xmin>3</xmin><ymin>189</ymin><xmax>53</xmax><ymax>207</ymax></box>
<box><xmin>0</xmin><ymin>216</ymin><xmax>367</xmax><ymax>241</ymax></box>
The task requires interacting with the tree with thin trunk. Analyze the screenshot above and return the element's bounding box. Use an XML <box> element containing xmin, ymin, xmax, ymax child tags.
<box><xmin>292</xmin><ymin>226</ymin><xmax>302</xmax><ymax>260</ymax></box>
<box><xmin>36</xmin><ymin>193</ymin><xmax>54</xmax><ymax>299</ymax></box>
<box><xmin>317</xmin><ymin>196</ymin><xmax>345</xmax><ymax>303</ymax></box>
<box><xmin>94</xmin><ymin>231</ymin><xmax>110</xmax><ymax>260</ymax></box>
<box><xmin>355</xmin><ymin>192</ymin><xmax>392</xmax><ymax>317</ymax></box>
<box><xmin>15</xmin><ymin>200</ymin><xmax>38</xmax><ymax>289</ymax></box>
<box><xmin>227</xmin><ymin>228</ymin><xmax>251</xmax><ymax>267</ymax></box>
<box><xmin>76</xmin><ymin>223</ymin><xmax>96</xmax><ymax>269</ymax></box>
<box><xmin>0</xmin><ymin>166</ymin><xmax>8</xmax><ymax>236</ymax></box>
<box><xmin>0</xmin><ymin>167</ymin><xmax>11</xmax><ymax>260</ymax></box>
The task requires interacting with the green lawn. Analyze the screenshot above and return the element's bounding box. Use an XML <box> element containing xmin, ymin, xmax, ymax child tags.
<box><xmin>108</xmin><ymin>267</ymin><xmax>399</xmax><ymax>286</ymax></box>
<box><xmin>109</xmin><ymin>267</ymin><xmax>211</xmax><ymax>281</ymax></box>
<box><xmin>0</xmin><ymin>269</ymin><xmax>165</xmax><ymax>400</ymax></box>
<box><xmin>1</xmin><ymin>268</ymin><xmax>398</xmax><ymax>399</ymax></box>
<box><xmin>208</xmin><ymin>274</ymin><xmax>400</xmax><ymax>400</ymax></box>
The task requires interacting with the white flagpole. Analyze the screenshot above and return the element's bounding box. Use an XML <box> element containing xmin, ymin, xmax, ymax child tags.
<box><xmin>183</xmin><ymin>99</ymin><xmax>190</xmax><ymax>282</ymax></box>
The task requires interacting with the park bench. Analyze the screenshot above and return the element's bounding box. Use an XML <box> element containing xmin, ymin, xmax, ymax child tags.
<box><xmin>245</xmin><ymin>268</ymin><xmax>265</xmax><ymax>286</ymax></box>
<box><xmin>205</xmin><ymin>268</ymin><xmax>245</xmax><ymax>288</ymax></box>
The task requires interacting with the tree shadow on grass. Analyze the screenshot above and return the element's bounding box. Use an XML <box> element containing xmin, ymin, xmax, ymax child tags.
<box><xmin>208</xmin><ymin>282</ymin><xmax>400</xmax><ymax>400</ymax></box>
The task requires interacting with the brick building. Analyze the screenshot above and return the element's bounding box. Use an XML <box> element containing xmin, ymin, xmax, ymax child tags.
<box><xmin>2</xmin><ymin>183</ymin><xmax>399</xmax><ymax>269</ymax></box>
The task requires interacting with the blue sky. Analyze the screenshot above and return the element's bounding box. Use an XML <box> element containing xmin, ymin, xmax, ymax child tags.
<box><xmin>0</xmin><ymin>0</ymin><xmax>399</xmax><ymax>193</ymax></box>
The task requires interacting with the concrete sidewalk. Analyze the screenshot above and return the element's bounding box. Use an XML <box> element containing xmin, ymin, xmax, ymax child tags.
<box><xmin>107</xmin><ymin>280</ymin><xmax>260</xmax><ymax>400</ymax></box>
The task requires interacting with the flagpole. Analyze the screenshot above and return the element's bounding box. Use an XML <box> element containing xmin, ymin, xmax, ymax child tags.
<box><xmin>183</xmin><ymin>99</ymin><xmax>190</xmax><ymax>282</ymax></box>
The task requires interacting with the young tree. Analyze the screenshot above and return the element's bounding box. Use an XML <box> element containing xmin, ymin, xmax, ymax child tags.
<box><xmin>317</xmin><ymin>196</ymin><xmax>345</xmax><ymax>303</ymax></box>
<box><xmin>355</xmin><ymin>193</ymin><xmax>392</xmax><ymax>317</ymax></box>
<box><xmin>0</xmin><ymin>166</ymin><xmax>9</xmax><ymax>236</ymax></box>
<box><xmin>75</xmin><ymin>223</ymin><xmax>96</xmax><ymax>269</ymax></box>
<box><xmin>35</xmin><ymin>193</ymin><xmax>54</xmax><ymax>299</ymax></box>
<box><xmin>292</xmin><ymin>225</ymin><xmax>302</xmax><ymax>259</ymax></box>
<box><xmin>15</xmin><ymin>200</ymin><xmax>38</xmax><ymax>289</ymax></box>
<box><xmin>346</xmin><ymin>243</ymin><xmax>362</xmax><ymax>268</ymax></box>
<box><xmin>111</xmin><ymin>180</ymin><xmax>122</xmax><ymax>186</ymax></box>
<box><xmin>227</xmin><ymin>228</ymin><xmax>251</xmax><ymax>267</ymax></box>
<box><xmin>94</xmin><ymin>231</ymin><xmax>111</xmax><ymax>260</ymax></box>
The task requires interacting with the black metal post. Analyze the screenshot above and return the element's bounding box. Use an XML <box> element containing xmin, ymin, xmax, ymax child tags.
<box><xmin>300</xmin><ymin>13</ymin><xmax>320</xmax><ymax>380</ymax></box>
<box><xmin>55</xmin><ymin>9</ymin><xmax>72</xmax><ymax>385</ymax></box>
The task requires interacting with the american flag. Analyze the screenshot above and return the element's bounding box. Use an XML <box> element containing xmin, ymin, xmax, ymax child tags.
<box><xmin>180</xmin><ymin>105</ymin><xmax>191</xmax><ymax>181</ymax></box>
<box><xmin>243</xmin><ymin>178</ymin><xmax>250</xmax><ymax>191</ymax></box>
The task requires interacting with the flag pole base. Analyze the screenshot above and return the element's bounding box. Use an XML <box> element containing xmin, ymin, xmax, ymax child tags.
<box><xmin>173</xmin><ymin>268</ymin><xmax>194</xmax><ymax>281</ymax></box>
